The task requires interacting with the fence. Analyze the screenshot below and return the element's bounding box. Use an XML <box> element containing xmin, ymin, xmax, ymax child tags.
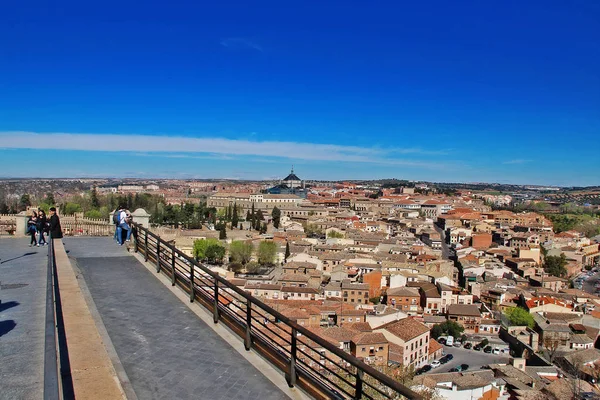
<box><xmin>134</xmin><ymin>224</ymin><xmax>421</xmax><ymax>400</ymax></box>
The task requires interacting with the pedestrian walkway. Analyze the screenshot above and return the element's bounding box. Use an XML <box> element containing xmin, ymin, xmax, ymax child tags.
<box><xmin>64</xmin><ymin>237</ymin><xmax>286</xmax><ymax>400</ymax></box>
<box><xmin>0</xmin><ymin>238</ymin><xmax>48</xmax><ymax>400</ymax></box>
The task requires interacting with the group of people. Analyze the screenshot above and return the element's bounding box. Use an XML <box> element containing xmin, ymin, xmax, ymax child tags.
<box><xmin>113</xmin><ymin>206</ymin><xmax>133</xmax><ymax>246</ymax></box>
<box><xmin>27</xmin><ymin>207</ymin><xmax>63</xmax><ymax>246</ymax></box>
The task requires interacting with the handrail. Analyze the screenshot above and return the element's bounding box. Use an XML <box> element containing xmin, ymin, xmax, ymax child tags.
<box><xmin>44</xmin><ymin>239</ymin><xmax>60</xmax><ymax>399</ymax></box>
<box><xmin>43</xmin><ymin>239</ymin><xmax>75</xmax><ymax>400</ymax></box>
<box><xmin>134</xmin><ymin>224</ymin><xmax>422</xmax><ymax>400</ymax></box>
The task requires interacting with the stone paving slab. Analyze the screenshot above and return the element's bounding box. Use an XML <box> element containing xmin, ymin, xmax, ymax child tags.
<box><xmin>64</xmin><ymin>237</ymin><xmax>287</xmax><ymax>400</ymax></box>
<box><xmin>0</xmin><ymin>238</ymin><xmax>47</xmax><ymax>400</ymax></box>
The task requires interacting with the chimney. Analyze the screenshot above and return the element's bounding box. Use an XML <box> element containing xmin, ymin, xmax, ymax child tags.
<box><xmin>511</xmin><ymin>357</ymin><xmax>526</xmax><ymax>371</ymax></box>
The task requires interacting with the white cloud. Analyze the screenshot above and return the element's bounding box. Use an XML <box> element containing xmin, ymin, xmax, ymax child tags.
<box><xmin>220</xmin><ymin>37</ymin><xmax>263</xmax><ymax>52</ymax></box>
<box><xmin>0</xmin><ymin>131</ymin><xmax>449</xmax><ymax>168</ymax></box>
<box><xmin>502</xmin><ymin>159</ymin><xmax>532</xmax><ymax>165</ymax></box>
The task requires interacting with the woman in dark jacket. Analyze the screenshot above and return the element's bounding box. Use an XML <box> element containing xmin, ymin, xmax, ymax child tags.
<box><xmin>27</xmin><ymin>211</ymin><xmax>38</xmax><ymax>246</ymax></box>
<box><xmin>49</xmin><ymin>207</ymin><xmax>63</xmax><ymax>239</ymax></box>
<box><xmin>36</xmin><ymin>209</ymin><xmax>48</xmax><ymax>246</ymax></box>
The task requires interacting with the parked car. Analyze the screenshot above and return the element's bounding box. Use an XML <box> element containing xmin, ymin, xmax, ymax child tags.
<box><xmin>450</xmin><ymin>366</ymin><xmax>462</xmax><ymax>372</ymax></box>
<box><xmin>464</xmin><ymin>343</ymin><xmax>472</xmax><ymax>349</ymax></box>
<box><xmin>460</xmin><ymin>364</ymin><xmax>469</xmax><ymax>371</ymax></box>
<box><xmin>446</xmin><ymin>336</ymin><xmax>454</xmax><ymax>346</ymax></box>
<box><xmin>431</xmin><ymin>360</ymin><xmax>441</xmax><ymax>368</ymax></box>
<box><xmin>473</xmin><ymin>344</ymin><xmax>482</xmax><ymax>351</ymax></box>
<box><xmin>453</xmin><ymin>340</ymin><xmax>462</xmax><ymax>347</ymax></box>
<box><xmin>484</xmin><ymin>346</ymin><xmax>492</xmax><ymax>353</ymax></box>
<box><xmin>492</xmin><ymin>348</ymin><xmax>501</xmax><ymax>355</ymax></box>
<box><xmin>440</xmin><ymin>356</ymin><xmax>450</xmax><ymax>365</ymax></box>
<box><xmin>438</xmin><ymin>338</ymin><xmax>446</xmax><ymax>345</ymax></box>
<box><xmin>421</xmin><ymin>365</ymin><xmax>432</xmax><ymax>373</ymax></box>
<box><xmin>445</xmin><ymin>354</ymin><xmax>454</xmax><ymax>361</ymax></box>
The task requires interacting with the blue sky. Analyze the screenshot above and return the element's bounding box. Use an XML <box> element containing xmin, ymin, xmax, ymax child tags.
<box><xmin>0</xmin><ymin>0</ymin><xmax>599</xmax><ymax>185</ymax></box>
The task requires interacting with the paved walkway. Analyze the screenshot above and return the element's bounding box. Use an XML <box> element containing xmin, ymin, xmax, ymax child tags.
<box><xmin>0</xmin><ymin>238</ymin><xmax>48</xmax><ymax>400</ymax></box>
<box><xmin>64</xmin><ymin>237</ymin><xmax>286</xmax><ymax>400</ymax></box>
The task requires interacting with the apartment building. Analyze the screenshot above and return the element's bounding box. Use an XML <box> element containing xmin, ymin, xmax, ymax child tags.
<box><xmin>375</xmin><ymin>318</ymin><xmax>430</xmax><ymax>367</ymax></box>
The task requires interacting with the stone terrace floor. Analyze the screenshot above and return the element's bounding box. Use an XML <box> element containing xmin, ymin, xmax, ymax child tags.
<box><xmin>63</xmin><ymin>237</ymin><xmax>286</xmax><ymax>400</ymax></box>
<box><xmin>0</xmin><ymin>238</ymin><xmax>48</xmax><ymax>400</ymax></box>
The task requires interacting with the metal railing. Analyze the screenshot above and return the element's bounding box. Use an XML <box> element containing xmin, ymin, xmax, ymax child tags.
<box><xmin>44</xmin><ymin>239</ymin><xmax>74</xmax><ymax>400</ymax></box>
<box><xmin>134</xmin><ymin>224</ymin><xmax>421</xmax><ymax>400</ymax></box>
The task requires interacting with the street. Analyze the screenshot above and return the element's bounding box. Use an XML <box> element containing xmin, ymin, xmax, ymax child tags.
<box><xmin>426</xmin><ymin>345</ymin><xmax>510</xmax><ymax>374</ymax></box>
<box><xmin>433</xmin><ymin>223</ymin><xmax>451</xmax><ymax>260</ymax></box>
<box><xmin>581</xmin><ymin>270</ymin><xmax>600</xmax><ymax>295</ymax></box>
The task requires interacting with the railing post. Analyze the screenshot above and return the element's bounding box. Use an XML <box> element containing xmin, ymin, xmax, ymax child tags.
<box><xmin>244</xmin><ymin>299</ymin><xmax>252</xmax><ymax>351</ymax></box>
<box><xmin>155</xmin><ymin>237</ymin><xmax>161</xmax><ymax>273</ymax></box>
<box><xmin>213</xmin><ymin>279</ymin><xmax>219</xmax><ymax>324</ymax></box>
<box><xmin>144</xmin><ymin>230</ymin><xmax>148</xmax><ymax>262</ymax></box>
<box><xmin>189</xmin><ymin>263</ymin><xmax>194</xmax><ymax>303</ymax></box>
<box><xmin>287</xmin><ymin>327</ymin><xmax>297</xmax><ymax>388</ymax></box>
<box><xmin>355</xmin><ymin>369</ymin><xmax>364</xmax><ymax>400</ymax></box>
<box><xmin>171</xmin><ymin>246</ymin><xmax>176</xmax><ymax>286</ymax></box>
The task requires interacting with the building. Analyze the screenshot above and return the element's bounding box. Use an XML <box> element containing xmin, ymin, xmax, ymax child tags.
<box><xmin>207</xmin><ymin>192</ymin><xmax>303</xmax><ymax>213</ymax></box>
<box><xmin>350</xmin><ymin>332</ymin><xmax>389</xmax><ymax>366</ymax></box>
<box><xmin>341</xmin><ymin>280</ymin><xmax>370</xmax><ymax>304</ymax></box>
<box><xmin>386</xmin><ymin>287</ymin><xmax>420</xmax><ymax>314</ymax></box>
<box><xmin>447</xmin><ymin>304</ymin><xmax>482</xmax><ymax>333</ymax></box>
<box><xmin>375</xmin><ymin>318</ymin><xmax>430</xmax><ymax>367</ymax></box>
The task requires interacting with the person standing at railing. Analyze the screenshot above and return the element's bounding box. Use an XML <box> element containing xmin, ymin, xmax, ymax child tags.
<box><xmin>49</xmin><ymin>207</ymin><xmax>63</xmax><ymax>239</ymax></box>
<box><xmin>36</xmin><ymin>209</ymin><xmax>48</xmax><ymax>246</ymax></box>
<box><xmin>117</xmin><ymin>208</ymin><xmax>132</xmax><ymax>245</ymax></box>
<box><xmin>112</xmin><ymin>206</ymin><xmax>122</xmax><ymax>242</ymax></box>
<box><xmin>27</xmin><ymin>210</ymin><xmax>38</xmax><ymax>247</ymax></box>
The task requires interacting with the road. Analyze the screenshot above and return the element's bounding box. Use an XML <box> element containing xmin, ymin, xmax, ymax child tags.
<box><xmin>582</xmin><ymin>270</ymin><xmax>600</xmax><ymax>295</ymax></box>
<box><xmin>433</xmin><ymin>223</ymin><xmax>451</xmax><ymax>260</ymax></box>
<box><xmin>426</xmin><ymin>345</ymin><xmax>510</xmax><ymax>374</ymax></box>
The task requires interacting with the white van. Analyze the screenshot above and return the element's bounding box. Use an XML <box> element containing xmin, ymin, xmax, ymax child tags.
<box><xmin>446</xmin><ymin>336</ymin><xmax>454</xmax><ymax>346</ymax></box>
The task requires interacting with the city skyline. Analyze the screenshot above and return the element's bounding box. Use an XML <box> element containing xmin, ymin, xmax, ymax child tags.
<box><xmin>1</xmin><ymin>1</ymin><xmax>599</xmax><ymax>185</ymax></box>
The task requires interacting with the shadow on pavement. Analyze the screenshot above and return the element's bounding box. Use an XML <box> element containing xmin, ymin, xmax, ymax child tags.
<box><xmin>0</xmin><ymin>301</ymin><xmax>19</xmax><ymax>313</ymax></box>
<box><xmin>0</xmin><ymin>252</ymin><xmax>38</xmax><ymax>265</ymax></box>
<box><xmin>0</xmin><ymin>320</ymin><xmax>17</xmax><ymax>337</ymax></box>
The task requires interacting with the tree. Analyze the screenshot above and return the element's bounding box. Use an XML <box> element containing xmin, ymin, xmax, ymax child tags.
<box><xmin>0</xmin><ymin>202</ymin><xmax>8</xmax><ymax>214</ymax></box>
<box><xmin>545</xmin><ymin>253</ymin><xmax>568</xmax><ymax>277</ymax></box>
<box><xmin>260</xmin><ymin>222</ymin><xmax>267</xmax><ymax>234</ymax></box>
<box><xmin>19</xmin><ymin>194</ymin><xmax>31</xmax><ymax>210</ymax></box>
<box><xmin>542</xmin><ymin>337</ymin><xmax>562</xmax><ymax>362</ymax></box>
<box><xmin>229</xmin><ymin>262</ymin><xmax>243</xmax><ymax>273</ymax></box>
<box><xmin>257</xmin><ymin>241</ymin><xmax>277</xmax><ymax>266</ymax></box>
<box><xmin>231</xmin><ymin>203</ymin><xmax>239</xmax><ymax>229</ymax></box>
<box><xmin>245</xmin><ymin>261</ymin><xmax>261</xmax><ymax>274</ymax></box>
<box><xmin>272</xmin><ymin>206</ymin><xmax>281</xmax><ymax>229</ymax></box>
<box><xmin>85</xmin><ymin>209</ymin><xmax>103</xmax><ymax>219</ymax></box>
<box><xmin>46</xmin><ymin>192</ymin><xmax>56</xmax><ymax>205</ymax></box>
<box><xmin>90</xmin><ymin>186</ymin><xmax>100</xmax><ymax>208</ymax></box>
<box><xmin>205</xmin><ymin>243</ymin><xmax>226</xmax><ymax>264</ymax></box>
<box><xmin>63</xmin><ymin>202</ymin><xmax>82</xmax><ymax>215</ymax></box>
<box><xmin>430</xmin><ymin>320</ymin><xmax>464</xmax><ymax>339</ymax></box>
<box><xmin>229</xmin><ymin>240</ymin><xmax>253</xmax><ymax>265</ymax></box>
<box><xmin>285</xmin><ymin>241</ymin><xmax>291</xmax><ymax>262</ymax></box>
<box><xmin>219</xmin><ymin>224</ymin><xmax>227</xmax><ymax>240</ymax></box>
<box><xmin>255</xmin><ymin>209</ymin><xmax>264</xmax><ymax>231</ymax></box>
<box><xmin>504</xmin><ymin>307</ymin><xmax>535</xmax><ymax>328</ymax></box>
<box><xmin>327</xmin><ymin>230</ymin><xmax>345</xmax><ymax>239</ymax></box>
<box><xmin>193</xmin><ymin>238</ymin><xmax>221</xmax><ymax>261</ymax></box>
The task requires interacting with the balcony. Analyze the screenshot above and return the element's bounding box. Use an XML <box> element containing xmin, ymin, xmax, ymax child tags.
<box><xmin>0</xmin><ymin>228</ymin><xmax>421</xmax><ymax>400</ymax></box>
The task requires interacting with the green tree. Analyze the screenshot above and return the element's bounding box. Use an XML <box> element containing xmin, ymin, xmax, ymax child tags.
<box><xmin>219</xmin><ymin>224</ymin><xmax>227</xmax><ymax>240</ymax></box>
<box><xmin>229</xmin><ymin>262</ymin><xmax>243</xmax><ymax>273</ymax></box>
<box><xmin>255</xmin><ymin>209</ymin><xmax>264</xmax><ymax>230</ymax></box>
<box><xmin>430</xmin><ymin>320</ymin><xmax>464</xmax><ymax>339</ymax></box>
<box><xmin>545</xmin><ymin>253</ymin><xmax>568</xmax><ymax>277</ymax></box>
<box><xmin>257</xmin><ymin>241</ymin><xmax>277</xmax><ymax>266</ymax></box>
<box><xmin>245</xmin><ymin>261</ymin><xmax>261</xmax><ymax>274</ymax></box>
<box><xmin>504</xmin><ymin>307</ymin><xmax>535</xmax><ymax>328</ymax></box>
<box><xmin>285</xmin><ymin>241</ymin><xmax>290</xmax><ymax>262</ymax></box>
<box><xmin>46</xmin><ymin>192</ymin><xmax>56</xmax><ymax>205</ymax></box>
<box><xmin>64</xmin><ymin>202</ymin><xmax>82</xmax><ymax>215</ymax></box>
<box><xmin>19</xmin><ymin>194</ymin><xmax>31</xmax><ymax>210</ymax></box>
<box><xmin>231</xmin><ymin>203</ymin><xmax>239</xmax><ymax>229</ymax></box>
<box><xmin>229</xmin><ymin>240</ymin><xmax>253</xmax><ymax>265</ymax></box>
<box><xmin>272</xmin><ymin>206</ymin><xmax>281</xmax><ymax>229</ymax></box>
<box><xmin>206</xmin><ymin>243</ymin><xmax>226</xmax><ymax>264</ymax></box>
<box><xmin>260</xmin><ymin>222</ymin><xmax>267</xmax><ymax>234</ymax></box>
<box><xmin>0</xmin><ymin>202</ymin><xmax>9</xmax><ymax>214</ymax></box>
<box><xmin>90</xmin><ymin>186</ymin><xmax>100</xmax><ymax>208</ymax></box>
<box><xmin>85</xmin><ymin>209</ymin><xmax>103</xmax><ymax>219</ymax></box>
<box><xmin>327</xmin><ymin>230</ymin><xmax>345</xmax><ymax>239</ymax></box>
<box><xmin>193</xmin><ymin>238</ymin><xmax>221</xmax><ymax>261</ymax></box>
